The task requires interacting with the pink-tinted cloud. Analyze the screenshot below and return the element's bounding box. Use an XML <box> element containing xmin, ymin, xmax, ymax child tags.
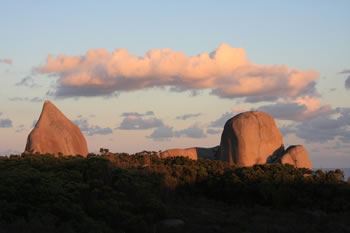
<box><xmin>0</xmin><ymin>58</ymin><xmax>12</xmax><ymax>65</ymax></box>
<box><xmin>36</xmin><ymin>44</ymin><xmax>318</xmax><ymax>98</ymax></box>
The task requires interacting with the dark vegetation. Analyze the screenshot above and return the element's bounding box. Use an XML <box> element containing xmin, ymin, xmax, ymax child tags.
<box><xmin>0</xmin><ymin>152</ymin><xmax>349</xmax><ymax>233</ymax></box>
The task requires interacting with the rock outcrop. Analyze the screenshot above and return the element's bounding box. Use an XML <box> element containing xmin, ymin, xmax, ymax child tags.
<box><xmin>160</xmin><ymin>146</ymin><xmax>219</xmax><ymax>160</ymax></box>
<box><xmin>216</xmin><ymin>111</ymin><xmax>283</xmax><ymax>167</ymax></box>
<box><xmin>278</xmin><ymin>145</ymin><xmax>312</xmax><ymax>169</ymax></box>
<box><xmin>25</xmin><ymin>100</ymin><xmax>88</xmax><ymax>156</ymax></box>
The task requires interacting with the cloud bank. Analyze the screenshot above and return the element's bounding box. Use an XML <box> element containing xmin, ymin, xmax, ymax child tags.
<box><xmin>37</xmin><ymin>44</ymin><xmax>318</xmax><ymax>99</ymax></box>
<box><xmin>293</xmin><ymin>108</ymin><xmax>350</xmax><ymax>144</ymax></box>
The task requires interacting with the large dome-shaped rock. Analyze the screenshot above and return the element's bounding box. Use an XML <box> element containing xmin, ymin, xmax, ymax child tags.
<box><xmin>160</xmin><ymin>146</ymin><xmax>219</xmax><ymax>160</ymax></box>
<box><xmin>279</xmin><ymin>145</ymin><xmax>312</xmax><ymax>169</ymax></box>
<box><xmin>25</xmin><ymin>100</ymin><xmax>88</xmax><ymax>156</ymax></box>
<box><xmin>216</xmin><ymin>111</ymin><xmax>283</xmax><ymax>166</ymax></box>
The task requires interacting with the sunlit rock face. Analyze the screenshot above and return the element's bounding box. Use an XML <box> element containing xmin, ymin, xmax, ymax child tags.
<box><xmin>216</xmin><ymin>111</ymin><xmax>283</xmax><ymax>167</ymax></box>
<box><xmin>160</xmin><ymin>148</ymin><xmax>198</xmax><ymax>160</ymax></box>
<box><xmin>160</xmin><ymin>146</ymin><xmax>219</xmax><ymax>160</ymax></box>
<box><xmin>25</xmin><ymin>100</ymin><xmax>88</xmax><ymax>156</ymax></box>
<box><xmin>279</xmin><ymin>145</ymin><xmax>312</xmax><ymax>169</ymax></box>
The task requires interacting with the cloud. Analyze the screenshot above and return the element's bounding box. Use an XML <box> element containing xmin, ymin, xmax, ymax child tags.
<box><xmin>209</xmin><ymin>112</ymin><xmax>233</xmax><ymax>128</ymax></box>
<box><xmin>8</xmin><ymin>97</ymin><xmax>43</xmax><ymax>103</ymax></box>
<box><xmin>339</xmin><ymin>69</ymin><xmax>350</xmax><ymax>74</ymax></box>
<box><xmin>293</xmin><ymin>107</ymin><xmax>350</xmax><ymax>144</ymax></box>
<box><xmin>345</xmin><ymin>76</ymin><xmax>350</xmax><ymax>90</ymax></box>
<box><xmin>16</xmin><ymin>124</ymin><xmax>25</xmax><ymax>133</ymax></box>
<box><xmin>147</xmin><ymin>125</ymin><xmax>206</xmax><ymax>141</ymax></box>
<box><xmin>206</xmin><ymin>128</ymin><xmax>222</xmax><ymax>135</ymax></box>
<box><xmin>120</xmin><ymin>111</ymin><xmax>154</xmax><ymax>117</ymax></box>
<box><xmin>175</xmin><ymin>126</ymin><xmax>207</xmax><ymax>138</ymax></box>
<box><xmin>0</xmin><ymin>119</ymin><xmax>13</xmax><ymax>128</ymax></box>
<box><xmin>256</xmin><ymin>96</ymin><xmax>331</xmax><ymax>121</ymax></box>
<box><xmin>147</xmin><ymin>126</ymin><xmax>174</xmax><ymax>141</ymax></box>
<box><xmin>208</xmin><ymin>107</ymin><xmax>248</xmax><ymax>129</ymax></box>
<box><xmin>244</xmin><ymin>96</ymin><xmax>279</xmax><ymax>103</ymax></box>
<box><xmin>15</xmin><ymin>76</ymin><xmax>39</xmax><ymax>88</ymax></box>
<box><xmin>231</xmin><ymin>107</ymin><xmax>248</xmax><ymax>113</ymax></box>
<box><xmin>176</xmin><ymin>113</ymin><xmax>201</xmax><ymax>120</ymax></box>
<box><xmin>279</xmin><ymin>125</ymin><xmax>296</xmax><ymax>137</ymax></box>
<box><xmin>0</xmin><ymin>59</ymin><xmax>12</xmax><ymax>65</ymax></box>
<box><xmin>73</xmin><ymin>118</ymin><xmax>113</xmax><ymax>136</ymax></box>
<box><xmin>118</xmin><ymin>115</ymin><xmax>163</xmax><ymax>130</ymax></box>
<box><xmin>36</xmin><ymin>44</ymin><xmax>318</xmax><ymax>99</ymax></box>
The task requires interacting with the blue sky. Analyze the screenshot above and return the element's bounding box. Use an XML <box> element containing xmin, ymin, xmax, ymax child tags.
<box><xmin>1</xmin><ymin>1</ymin><xmax>350</xmax><ymax>168</ymax></box>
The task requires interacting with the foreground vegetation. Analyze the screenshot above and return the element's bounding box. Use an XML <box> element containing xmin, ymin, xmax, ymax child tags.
<box><xmin>0</xmin><ymin>152</ymin><xmax>349</xmax><ymax>233</ymax></box>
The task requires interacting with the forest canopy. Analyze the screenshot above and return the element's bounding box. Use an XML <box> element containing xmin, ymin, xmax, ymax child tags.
<box><xmin>0</xmin><ymin>152</ymin><xmax>348</xmax><ymax>233</ymax></box>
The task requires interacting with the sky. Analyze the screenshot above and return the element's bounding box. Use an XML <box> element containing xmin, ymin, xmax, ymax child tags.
<box><xmin>1</xmin><ymin>0</ymin><xmax>350</xmax><ymax>168</ymax></box>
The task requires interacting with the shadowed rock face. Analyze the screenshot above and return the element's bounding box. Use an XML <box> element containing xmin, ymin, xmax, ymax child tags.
<box><xmin>279</xmin><ymin>145</ymin><xmax>312</xmax><ymax>169</ymax></box>
<box><xmin>160</xmin><ymin>146</ymin><xmax>219</xmax><ymax>160</ymax></box>
<box><xmin>216</xmin><ymin>111</ymin><xmax>283</xmax><ymax>167</ymax></box>
<box><xmin>25</xmin><ymin>101</ymin><xmax>88</xmax><ymax>157</ymax></box>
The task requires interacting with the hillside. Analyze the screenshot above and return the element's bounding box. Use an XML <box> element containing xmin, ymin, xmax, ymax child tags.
<box><xmin>0</xmin><ymin>152</ymin><xmax>349</xmax><ymax>233</ymax></box>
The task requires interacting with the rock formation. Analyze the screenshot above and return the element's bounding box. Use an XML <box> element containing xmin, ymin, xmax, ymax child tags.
<box><xmin>278</xmin><ymin>145</ymin><xmax>312</xmax><ymax>169</ymax></box>
<box><xmin>216</xmin><ymin>111</ymin><xmax>283</xmax><ymax>167</ymax></box>
<box><xmin>25</xmin><ymin>100</ymin><xmax>88</xmax><ymax>157</ymax></box>
<box><xmin>160</xmin><ymin>148</ymin><xmax>198</xmax><ymax>160</ymax></box>
<box><xmin>160</xmin><ymin>146</ymin><xmax>219</xmax><ymax>160</ymax></box>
